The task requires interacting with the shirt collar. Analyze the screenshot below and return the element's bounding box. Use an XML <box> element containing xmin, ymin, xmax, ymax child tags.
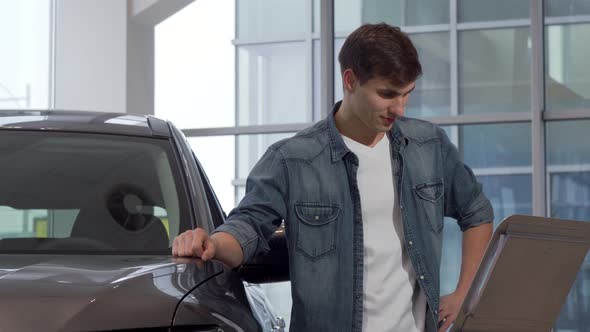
<box><xmin>327</xmin><ymin>101</ymin><xmax>407</xmax><ymax>162</ymax></box>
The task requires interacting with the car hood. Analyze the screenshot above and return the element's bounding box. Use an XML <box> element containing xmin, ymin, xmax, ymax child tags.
<box><xmin>0</xmin><ymin>254</ymin><xmax>223</xmax><ymax>332</ymax></box>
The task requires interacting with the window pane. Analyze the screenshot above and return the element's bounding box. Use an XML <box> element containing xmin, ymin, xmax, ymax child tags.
<box><xmin>0</xmin><ymin>1</ymin><xmax>50</xmax><ymax>109</ymax></box>
<box><xmin>459</xmin><ymin>28</ymin><xmax>531</xmax><ymax>114</ymax></box>
<box><xmin>237</xmin><ymin>133</ymin><xmax>295</xmax><ymax>179</ymax></box>
<box><xmin>334</xmin><ymin>0</ymin><xmax>364</xmax><ymax>34</ymax></box>
<box><xmin>547</xmin><ymin>121</ymin><xmax>590</xmax><ymax>331</ymax></box>
<box><xmin>407</xmin><ymin>32</ymin><xmax>451</xmax><ymax>117</ymax></box>
<box><xmin>458</xmin><ymin>0</ymin><xmax>529</xmax><ymax>22</ymax></box>
<box><xmin>440</xmin><ymin>217</ymin><xmax>462</xmax><ymax>295</ymax></box>
<box><xmin>237</xmin><ymin>0</ymin><xmax>306</xmax><ymax>40</ymax></box>
<box><xmin>551</xmin><ymin>173</ymin><xmax>590</xmax><ymax>221</ymax></box>
<box><xmin>155</xmin><ymin>0</ymin><xmax>235</xmax><ymax>129</ymax></box>
<box><xmin>359</xmin><ymin>0</ymin><xmax>403</xmax><ymax>27</ymax></box>
<box><xmin>441</xmin><ymin>125</ymin><xmax>457</xmax><ymax>145</ymax></box>
<box><xmin>313</xmin><ymin>0</ymin><xmax>320</xmax><ymax>34</ymax></box>
<box><xmin>480</xmin><ymin>175</ymin><xmax>533</xmax><ymax>224</ymax></box>
<box><xmin>188</xmin><ymin>136</ymin><xmax>235</xmax><ymax>214</ymax></box>
<box><xmin>545</xmin><ymin>0</ymin><xmax>590</xmax><ymax>17</ymax></box>
<box><xmin>462</xmin><ymin>123</ymin><xmax>531</xmax><ymax>168</ymax></box>
<box><xmin>403</xmin><ymin>0</ymin><xmax>449</xmax><ymax>26</ymax></box>
<box><xmin>334</xmin><ymin>38</ymin><xmax>345</xmax><ymax>103</ymax></box>
<box><xmin>335</xmin><ymin>0</ymin><xmax>449</xmax><ymax>32</ymax></box>
<box><xmin>547</xmin><ymin>120</ymin><xmax>590</xmax><ymax>165</ymax></box>
<box><xmin>545</xmin><ymin>23</ymin><xmax>590</xmax><ymax>112</ymax></box>
<box><xmin>551</xmin><ymin>171</ymin><xmax>590</xmax><ymax>331</ymax></box>
<box><xmin>313</xmin><ymin>40</ymin><xmax>322</xmax><ymax>118</ymax></box>
<box><xmin>238</xmin><ymin>43</ymin><xmax>309</xmax><ymax>126</ymax></box>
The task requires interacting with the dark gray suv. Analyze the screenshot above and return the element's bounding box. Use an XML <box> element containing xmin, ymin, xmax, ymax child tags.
<box><xmin>0</xmin><ymin>111</ymin><xmax>287</xmax><ymax>332</ymax></box>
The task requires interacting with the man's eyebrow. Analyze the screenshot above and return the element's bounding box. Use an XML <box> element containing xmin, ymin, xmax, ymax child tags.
<box><xmin>382</xmin><ymin>85</ymin><xmax>416</xmax><ymax>96</ymax></box>
<box><xmin>402</xmin><ymin>85</ymin><xmax>416</xmax><ymax>95</ymax></box>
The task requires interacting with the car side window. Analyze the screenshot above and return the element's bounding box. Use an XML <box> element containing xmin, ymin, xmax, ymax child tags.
<box><xmin>192</xmin><ymin>152</ymin><xmax>226</xmax><ymax>228</ymax></box>
<box><xmin>168</xmin><ymin>123</ymin><xmax>218</xmax><ymax>233</ymax></box>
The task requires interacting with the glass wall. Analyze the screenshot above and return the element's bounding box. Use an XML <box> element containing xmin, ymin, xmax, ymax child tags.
<box><xmin>234</xmin><ymin>2</ymin><xmax>312</xmax><ymax>325</ymax></box>
<box><xmin>237</xmin><ymin>0</ymin><xmax>307</xmax><ymax>40</ymax></box>
<box><xmin>237</xmin><ymin>43</ymin><xmax>310</xmax><ymax>125</ymax></box>
<box><xmin>545</xmin><ymin>1</ymin><xmax>590</xmax><ymax>327</ymax></box>
<box><xmin>459</xmin><ymin>27</ymin><xmax>531</xmax><ymax>114</ymax></box>
<box><xmin>0</xmin><ymin>1</ymin><xmax>51</xmax><ymax>109</ymax></box>
<box><xmin>325</xmin><ymin>1</ymin><xmax>587</xmax><ymax>331</ymax></box>
<box><xmin>458</xmin><ymin>0</ymin><xmax>529</xmax><ymax>22</ymax></box>
<box><xmin>545</xmin><ymin>23</ymin><xmax>590</xmax><ymax>111</ymax></box>
<box><xmin>547</xmin><ymin>121</ymin><xmax>590</xmax><ymax>330</ymax></box>
<box><xmin>407</xmin><ymin>32</ymin><xmax>451</xmax><ymax>117</ymax></box>
<box><xmin>441</xmin><ymin>123</ymin><xmax>533</xmax><ymax>295</ymax></box>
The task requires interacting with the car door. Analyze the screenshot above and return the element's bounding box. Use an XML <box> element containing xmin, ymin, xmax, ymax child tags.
<box><xmin>168</xmin><ymin>123</ymin><xmax>263</xmax><ymax>331</ymax></box>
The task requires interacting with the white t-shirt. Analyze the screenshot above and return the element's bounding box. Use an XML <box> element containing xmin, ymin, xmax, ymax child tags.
<box><xmin>342</xmin><ymin>134</ymin><xmax>427</xmax><ymax>332</ymax></box>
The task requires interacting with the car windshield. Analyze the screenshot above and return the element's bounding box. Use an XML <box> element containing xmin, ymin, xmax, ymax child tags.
<box><xmin>0</xmin><ymin>130</ymin><xmax>189</xmax><ymax>254</ymax></box>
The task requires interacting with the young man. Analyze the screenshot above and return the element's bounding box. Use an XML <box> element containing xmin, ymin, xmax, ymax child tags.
<box><xmin>173</xmin><ymin>23</ymin><xmax>493</xmax><ymax>332</ymax></box>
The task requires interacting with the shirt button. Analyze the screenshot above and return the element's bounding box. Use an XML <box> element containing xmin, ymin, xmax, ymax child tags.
<box><xmin>408</xmin><ymin>241</ymin><xmax>414</xmax><ymax>246</ymax></box>
<box><xmin>419</xmin><ymin>275</ymin><xmax>425</xmax><ymax>280</ymax></box>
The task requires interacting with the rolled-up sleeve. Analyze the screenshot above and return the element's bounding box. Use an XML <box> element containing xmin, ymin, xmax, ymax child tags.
<box><xmin>440</xmin><ymin>129</ymin><xmax>494</xmax><ymax>231</ymax></box>
<box><xmin>214</xmin><ymin>145</ymin><xmax>288</xmax><ymax>262</ymax></box>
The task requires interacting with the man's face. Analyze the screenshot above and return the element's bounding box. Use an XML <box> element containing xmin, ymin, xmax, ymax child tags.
<box><xmin>347</xmin><ymin>75</ymin><xmax>415</xmax><ymax>133</ymax></box>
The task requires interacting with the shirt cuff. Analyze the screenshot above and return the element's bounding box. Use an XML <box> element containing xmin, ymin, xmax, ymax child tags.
<box><xmin>458</xmin><ymin>197</ymin><xmax>495</xmax><ymax>232</ymax></box>
<box><xmin>214</xmin><ymin>219</ymin><xmax>262</xmax><ymax>263</ymax></box>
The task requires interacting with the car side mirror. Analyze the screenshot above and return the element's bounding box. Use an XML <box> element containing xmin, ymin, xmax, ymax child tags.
<box><xmin>239</xmin><ymin>227</ymin><xmax>289</xmax><ymax>283</ymax></box>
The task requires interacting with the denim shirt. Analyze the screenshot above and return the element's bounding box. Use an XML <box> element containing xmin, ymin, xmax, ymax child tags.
<box><xmin>216</xmin><ymin>102</ymin><xmax>494</xmax><ymax>332</ymax></box>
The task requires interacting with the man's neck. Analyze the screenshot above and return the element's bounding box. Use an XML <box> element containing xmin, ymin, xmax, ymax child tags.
<box><xmin>335</xmin><ymin>102</ymin><xmax>385</xmax><ymax>147</ymax></box>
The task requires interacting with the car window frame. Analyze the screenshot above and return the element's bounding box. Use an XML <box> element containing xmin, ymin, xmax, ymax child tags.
<box><xmin>192</xmin><ymin>151</ymin><xmax>227</xmax><ymax>228</ymax></box>
<box><xmin>168</xmin><ymin>123</ymin><xmax>217</xmax><ymax>233</ymax></box>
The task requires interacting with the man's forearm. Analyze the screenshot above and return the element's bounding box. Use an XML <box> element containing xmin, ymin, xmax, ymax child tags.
<box><xmin>456</xmin><ymin>223</ymin><xmax>493</xmax><ymax>295</ymax></box>
<box><xmin>211</xmin><ymin>232</ymin><xmax>244</xmax><ymax>268</ymax></box>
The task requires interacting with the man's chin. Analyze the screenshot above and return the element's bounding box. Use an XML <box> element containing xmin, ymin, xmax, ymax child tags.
<box><xmin>378</xmin><ymin>123</ymin><xmax>394</xmax><ymax>132</ymax></box>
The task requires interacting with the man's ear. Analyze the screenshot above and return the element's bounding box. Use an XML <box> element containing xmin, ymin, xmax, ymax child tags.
<box><xmin>342</xmin><ymin>69</ymin><xmax>357</xmax><ymax>93</ymax></box>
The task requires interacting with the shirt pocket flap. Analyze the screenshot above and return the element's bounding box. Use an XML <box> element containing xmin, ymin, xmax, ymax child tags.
<box><xmin>295</xmin><ymin>203</ymin><xmax>340</xmax><ymax>226</ymax></box>
<box><xmin>415</xmin><ymin>181</ymin><xmax>444</xmax><ymax>203</ymax></box>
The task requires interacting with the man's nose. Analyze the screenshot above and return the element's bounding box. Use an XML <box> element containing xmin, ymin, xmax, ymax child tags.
<box><xmin>388</xmin><ymin>97</ymin><xmax>405</xmax><ymax>115</ymax></box>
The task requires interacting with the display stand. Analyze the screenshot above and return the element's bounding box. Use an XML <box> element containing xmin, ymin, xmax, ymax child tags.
<box><xmin>451</xmin><ymin>215</ymin><xmax>590</xmax><ymax>332</ymax></box>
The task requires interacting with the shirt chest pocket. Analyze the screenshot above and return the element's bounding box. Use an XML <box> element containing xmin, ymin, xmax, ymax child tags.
<box><xmin>294</xmin><ymin>202</ymin><xmax>340</xmax><ymax>260</ymax></box>
<box><xmin>415</xmin><ymin>180</ymin><xmax>444</xmax><ymax>233</ymax></box>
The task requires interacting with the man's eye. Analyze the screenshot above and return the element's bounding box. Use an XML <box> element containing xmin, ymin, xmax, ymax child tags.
<box><xmin>379</xmin><ymin>92</ymin><xmax>397</xmax><ymax>98</ymax></box>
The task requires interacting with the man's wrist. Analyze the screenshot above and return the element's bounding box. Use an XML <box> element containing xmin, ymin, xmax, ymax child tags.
<box><xmin>454</xmin><ymin>285</ymin><xmax>470</xmax><ymax>298</ymax></box>
<box><xmin>209</xmin><ymin>234</ymin><xmax>220</xmax><ymax>260</ymax></box>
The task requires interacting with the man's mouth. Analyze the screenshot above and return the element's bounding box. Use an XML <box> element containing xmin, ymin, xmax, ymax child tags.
<box><xmin>381</xmin><ymin>116</ymin><xmax>395</xmax><ymax>125</ymax></box>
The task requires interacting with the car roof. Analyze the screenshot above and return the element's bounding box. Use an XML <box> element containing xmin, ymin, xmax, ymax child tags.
<box><xmin>0</xmin><ymin>110</ymin><xmax>171</xmax><ymax>138</ymax></box>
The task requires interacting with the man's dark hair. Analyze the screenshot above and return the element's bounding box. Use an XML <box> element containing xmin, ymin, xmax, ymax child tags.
<box><xmin>338</xmin><ymin>23</ymin><xmax>422</xmax><ymax>87</ymax></box>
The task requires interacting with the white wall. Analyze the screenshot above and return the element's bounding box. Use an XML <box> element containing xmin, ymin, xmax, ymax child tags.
<box><xmin>54</xmin><ymin>0</ymin><xmax>127</xmax><ymax>113</ymax></box>
<box><xmin>54</xmin><ymin>0</ymin><xmax>192</xmax><ymax>114</ymax></box>
<box><xmin>0</xmin><ymin>1</ymin><xmax>50</xmax><ymax>109</ymax></box>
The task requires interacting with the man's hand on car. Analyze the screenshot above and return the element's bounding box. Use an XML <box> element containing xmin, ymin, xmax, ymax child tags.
<box><xmin>172</xmin><ymin>230</ymin><xmax>244</xmax><ymax>268</ymax></box>
<box><xmin>172</xmin><ymin>228</ymin><xmax>217</xmax><ymax>260</ymax></box>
